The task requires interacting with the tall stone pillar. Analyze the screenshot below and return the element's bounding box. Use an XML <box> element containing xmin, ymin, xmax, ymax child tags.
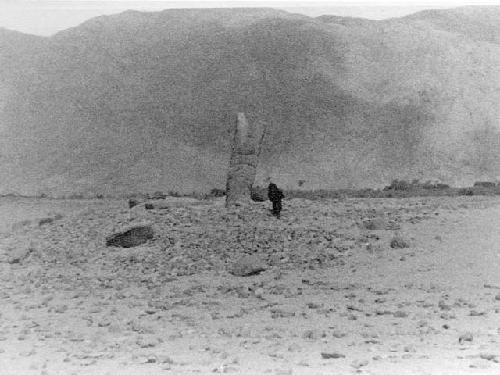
<box><xmin>225</xmin><ymin>112</ymin><xmax>261</xmax><ymax>207</ymax></box>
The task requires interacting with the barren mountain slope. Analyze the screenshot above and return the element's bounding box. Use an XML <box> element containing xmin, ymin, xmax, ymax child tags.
<box><xmin>0</xmin><ymin>7</ymin><xmax>499</xmax><ymax>196</ymax></box>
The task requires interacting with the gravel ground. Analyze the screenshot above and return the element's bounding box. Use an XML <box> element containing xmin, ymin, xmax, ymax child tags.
<box><xmin>0</xmin><ymin>195</ymin><xmax>500</xmax><ymax>374</ymax></box>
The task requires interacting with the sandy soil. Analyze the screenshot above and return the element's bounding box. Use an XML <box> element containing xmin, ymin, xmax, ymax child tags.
<box><xmin>1</xmin><ymin>195</ymin><xmax>500</xmax><ymax>375</ymax></box>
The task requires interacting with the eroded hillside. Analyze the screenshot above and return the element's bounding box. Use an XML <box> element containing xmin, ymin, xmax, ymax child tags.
<box><xmin>0</xmin><ymin>7</ymin><xmax>499</xmax><ymax>196</ymax></box>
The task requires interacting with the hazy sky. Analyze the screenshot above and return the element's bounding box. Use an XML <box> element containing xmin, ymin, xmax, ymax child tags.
<box><xmin>1</xmin><ymin>0</ymin><xmax>499</xmax><ymax>36</ymax></box>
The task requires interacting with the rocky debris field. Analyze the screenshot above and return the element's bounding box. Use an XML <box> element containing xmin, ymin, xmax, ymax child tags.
<box><xmin>1</xmin><ymin>196</ymin><xmax>500</xmax><ymax>374</ymax></box>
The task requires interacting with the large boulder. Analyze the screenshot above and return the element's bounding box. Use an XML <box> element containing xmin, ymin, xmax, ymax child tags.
<box><xmin>106</xmin><ymin>225</ymin><xmax>154</xmax><ymax>248</ymax></box>
<box><xmin>128</xmin><ymin>199</ymin><xmax>139</xmax><ymax>209</ymax></box>
<box><xmin>250</xmin><ymin>186</ymin><xmax>267</xmax><ymax>202</ymax></box>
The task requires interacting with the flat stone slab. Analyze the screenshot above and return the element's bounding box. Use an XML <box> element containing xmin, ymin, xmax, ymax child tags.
<box><xmin>105</xmin><ymin>225</ymin><xmax>154</xmax><ymax>248</ymax></box>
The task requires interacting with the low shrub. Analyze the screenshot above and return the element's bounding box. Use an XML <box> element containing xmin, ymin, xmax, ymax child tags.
<box><xmin>388</xmin><ymin>179</ymin><xmax>411</xmax><ymax>191</ymax></box>
<box><xmin>390</xmin><ymin>235</ymin><xmax>410</xmax><ymax>248</ymax></box>
<box><xmin>152</xmin><ymin>191</ymin><xmax>167</xmax><ymax>199</ymax></box>
<box><xmin>435</xmin><ymin>183</ymin><xmax>450</xmax><ymax>189</ymax></box>
<box><xmin>473</xmin><ymin>181</ymin><xmax>496</xmax><ymax>188</ymax></box>
<box><xmin>207</xmin><ymin>188</ymin><xmax>226</xmax><ymax>198</ymax></box>
<box><xmin>459</xmin><ymin>188</ymin><xmax>474</xmax><ymax>196</ymax></box>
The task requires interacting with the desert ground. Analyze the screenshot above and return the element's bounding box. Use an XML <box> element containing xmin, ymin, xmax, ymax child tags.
<box><xmin>1</xmin><ymin>195</ymin><xmax>500</xmax><ymax>375</ymax></box>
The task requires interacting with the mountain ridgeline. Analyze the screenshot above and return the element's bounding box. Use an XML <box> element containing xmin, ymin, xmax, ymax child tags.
<box><xmin>0</xmin><ymin>7</ymin><xmax>499</xmax><ymax>196</ymax></box>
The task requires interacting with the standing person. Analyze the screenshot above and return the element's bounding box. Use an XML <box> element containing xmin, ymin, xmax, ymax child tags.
<box><xmin>268</xmin><ymin>183</ymin><xmax>284</xmax><ymax>219</ymax></box>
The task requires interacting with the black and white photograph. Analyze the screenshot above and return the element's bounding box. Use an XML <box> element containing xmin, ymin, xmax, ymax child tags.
<box><xmin>1</xmin><ymin>0</ymin><xmax>500</xmax><ymax>373</ymax></box>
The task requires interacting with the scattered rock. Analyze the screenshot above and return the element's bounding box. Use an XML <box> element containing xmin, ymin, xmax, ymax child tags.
<box><xmin>250</xmin><ymin>189</ymin><xmax>266</xmax><ymax>202</ymax></box>
<box><xmin>158</xmin><ymin>355</ymin><xmax>175</xmax><ymax>364</ymax></box>
<box><xmin>8</xmin><ymin>246</ymin><xmax>34</xmax><ymax>264</ymax></box>
<box><xmin>254</xmin><ymin>288</ymin><xmax>265</xmax><ymax>299</ymax></box>
<box><xmin>38</xmin><ymin>214</ymin><xmax>62</xmax><ymax>226</ymax></box>
<box><xmin>438</xmin><ymin>300</ymin><xmax>452</xmax><ymax>311</ymax></box>
<box><xmin>229</xmin><ymin>254</ymin><xmax>266</xmax><ymax>277</ymax></box>
<box><xmin>136</xmin><ymin>336</ymin><xmax>160</xmax><ymax>348</ymax></box>
<box><xmin>362</xmin><ymin>218</ymin><xmax>387</xmax><ymax>230</ymax></box>
<box><xmin>469</xmin><ymin>310</ymin><xmax>486</xmax><ymax>317</ymax></box>
<box><xmin>98</xmin><ymin>320</ymin><xmax>111</xmax><ymax>327</ymax></box>
<box><xmin>302</xmin><ymin>330</ymin><xmax>325</xmax><ymax>340</ymax></box>
<box><xmin>470</xmin><ymin>360</ymin><xmax>491</xmax><ymax>369</ymax></box>
<box><xmin>403</xmin><ymin>345</ymin><xmax>416</xmax><ymax>353</ymax></box>
<box><xmin>351</xmin><ymin>359</ymin><xmax>369</xmax><ymax>368</ymax></box>
<box><xmin>331</xmin><ymin>330</ymin><xmax>346</xmax><ymax>338</ymax></box>
<box><xmin>480</xmin><ymin>353</ymin><xmax>500</xmax><ymax>362</ymax></box>
<box><xmin>105</xmin><ymin>225</ymin><xmax>154</xmax><ymax>248</ymax></box>
<box><xmin>459</xmin><ymin>332</ymin><xmax>473</xmax><ymax>344</ymax></box>
<box><xmin>440</xmin><ymin>312</ymin><xmax>456</xmax><ymax>320</ymax></box>
<box><xmin>287</xmin><ymin>344</ymin><xmax>301</xmax><ymax>352</ymax></box>
<box><xmin>321</xmin><ymin>352</ymin><xmax>345</xmax><ymax>359</ymax></box>
<box><xmin>484</xmin><ymin>284</ymin><xmax>500</xmax><ymax>290</ymax></box>
<box><xmin>393</xmin><ymin>310</ymin><xmax>409</xmax><ymax>318</ymax></box>
<box><xmin>54</xmin><ymin>305</ymin><xmax>68</xmax><ymax>313</ymax></box>
<box><xmin>390</xmin><ymin>235</ymin><xmax>409</xmax><ymax>249</ymax></box>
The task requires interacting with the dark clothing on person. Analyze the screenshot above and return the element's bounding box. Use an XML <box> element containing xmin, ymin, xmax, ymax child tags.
<box><xmin>268</xmin><ymin>183</ymin><xmax>284</xmax><ymax>218</ymax></box>
<box><xmin>272</xmin><ymin>200</ymin><xmax>282</xmax><ymax>218</ymax></box>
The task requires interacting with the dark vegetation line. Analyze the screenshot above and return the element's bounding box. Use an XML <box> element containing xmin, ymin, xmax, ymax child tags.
<box><xmin>1</xmin><ymin>180</ymin><xmax>500</xmax><ymax>200</ymax></box>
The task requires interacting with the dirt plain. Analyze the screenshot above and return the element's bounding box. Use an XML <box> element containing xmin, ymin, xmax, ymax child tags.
<box><xmin>1</xmin><ymin>195</ymin><xmax>500</xmax><ymax>375</ymax></box>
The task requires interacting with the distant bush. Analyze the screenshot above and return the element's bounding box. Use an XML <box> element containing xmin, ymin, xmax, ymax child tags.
<box><xmin>387</xmin><ymin>179</ymin><xmax>411</xmax><ymax>191</ymax></box>
<box><xmin>152</xmin><ymin>191</ymin><xmax>167</xmax><ymax>199</ymax></box>
<box><xmin>178</xmin><ymin>181</ymin><xmax>500</xmax><ymax>201</ymax></box>
<box><xmin>473</xmin><ymin>181</ymin><xmax>496</xmax><ymax>188</ymax></box>
<box><xmin>167</xmin><ymin>190</ymin><xmax>182</xmax><ymax>198</ymax></box>
<box><xmin>191</xmin><ymin>191</ymin><xmax>210</xmax><ymax>200</ymax></box>
<box><xmin>421</xmin><ymin>181</ymin><xmax>435</xmax><ymax>190</ymax></box>
<box><xmin>435</xmin><ymin>183</ymin><xmax>450</xmax><ymax>190</ymax></box>
<box><xmin>284</xmin><ymin>189</ymin><xmax>343</xmax><ymax>200</ymax></box>
<box><xmin>459</xmin><ymin>188</ymin><xmax>474</xmax><ymax>196</ymax></box>
<box><xmin>384</xmin><ymin>179</ymin><xmax>451</xmax><ymax>191</ymax></box>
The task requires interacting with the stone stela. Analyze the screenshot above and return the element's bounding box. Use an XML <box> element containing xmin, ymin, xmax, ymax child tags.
<box><xmin>225</xmin><ymin>112</ymin><xmax>262</xmax><ymax>207</ymax></box>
